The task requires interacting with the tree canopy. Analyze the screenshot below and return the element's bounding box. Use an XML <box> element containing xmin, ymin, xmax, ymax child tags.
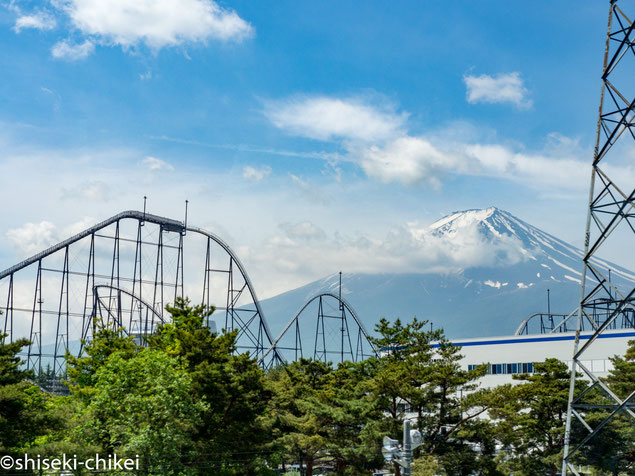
<box><xmin>1</xmin><ymin>307</ymin><xmax>633</xmax><ymax>475</ymax></box>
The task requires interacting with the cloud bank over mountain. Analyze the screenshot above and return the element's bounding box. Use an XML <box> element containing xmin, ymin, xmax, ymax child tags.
<box><xmin>260</xmin><ymin>208</ymin><xmax>635</xmax><ymax>339</ymax></box>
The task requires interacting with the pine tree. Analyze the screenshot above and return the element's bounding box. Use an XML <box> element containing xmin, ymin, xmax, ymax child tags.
<box><xmin>367</xmin><ymin>318</ymin><xmax>498</xmax><ymax>476</ymax></box>
<box><xmin>264</xmin><ymin>358</ymin><xmax>332</xmax><ymax>476</ymax></box>
<box><xmin>491</xmin><ymin>358</ymin><xmax>574</xmax><ymax>476</ymax></box>
<box><xmin>577</xmin><ymin>339</ymin><xmax>635</xmax><ymax>474</ymax></box>
<box><xmin>149</xmin><ymin>297</ymin><xmax>273</xmax><ymax>474</ymax></box>
<box><xmin>0</xmin><ymin>323</ymin><xmax>61</xmax><ymax>460</ymax></box>
<box><xmin>605</xmin><ymin>338</ymin><xmax>635</xmax><ymax>401</ymax></box>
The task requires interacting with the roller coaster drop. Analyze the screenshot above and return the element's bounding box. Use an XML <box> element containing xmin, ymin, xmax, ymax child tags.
<box><xmin>0</xmin><ymin>210</ymin><xmax>376</xmax><ymax>376</ymax></box>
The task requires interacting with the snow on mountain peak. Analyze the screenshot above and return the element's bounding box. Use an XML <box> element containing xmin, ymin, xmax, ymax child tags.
<box><xmin>261</xmin><ymin>208</ymin><xmax>635</xmax><ymax>340</ymax></box>
<box><xmin>397</xmin><ymin>208</ymin><xmax>535</xmax><ymax>271</ymax></box>
<box><xmin>415</xmin><ymin>207</ymin><xmax>592</xmax><ymax>273</ymax></box>
<box><xmin>423</xmin><ymin>208</ymin><xmax>635</xmax><ymax>289</ymax></box>
<box><xmin>430</xmin><ymin>207</ymin><xmax>499</xmax><ymax>232</ymax></box>
<box><xmin>429</xmin><ymin>208</ymin><xmax>556</xmax><ymax>250</ymax></box>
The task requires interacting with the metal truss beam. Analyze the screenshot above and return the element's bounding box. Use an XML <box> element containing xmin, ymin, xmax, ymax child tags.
<box><xmin>259</xmin><ymin>290</ymin><xmax>377</xmax><ymax>368</ymax></box>
<box><xmin>562</xmin><ymin>1</ymin><xmax>635</xmax><ymax>472</ymax></box>
<box><xmin>0</xmin><ymin>210</ymin><xmax>282</xmax><ymax>376</ymax></box>
<box><xmin>515</xmin><ymin>306</ymin><xmax>635</xmax><ymax>335</ymax></box>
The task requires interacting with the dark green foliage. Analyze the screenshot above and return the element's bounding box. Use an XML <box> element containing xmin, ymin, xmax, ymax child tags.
<box><xmin>0</xmin><ymin>380</ymin><xmax>50</xmax><ymax>453</ymax></box>
<box><xmin>0</xmin><ymin>333</ymin><xmax>32</xmax><ymax>386</ymax></box>
<box><xmin>491</xmin><ymin>358</ymin><xmax>573</xmax><ymax>476</ymax></box>
<box><xmin>577</xmin><ymin>339</ymin><xmax>635</xmax><ymax>475</ymax></box>
<box><xmin>605</xmin><ymin>338</ymin><xmax>635</xmax><ymax>401</ymax></box>
<box><xmin>64</xmin><ymin>298</ymin><xmax>274</xmax><ymax>474</ymax></box>
<box><xmin>2</xmin><ymin>307</ymin><xmax>633</xmax><ymax>475</ymax></box>
<box><xmin>66</xmin><ymin>323</ymin><xmax>138</xmax><ymax>399</ymax></box>
<box><xmin>149</xmin><ymin>298</ymin><xmax>272</xmax><ymax>474</ymax></box>
<box><xmin>367</xmin><ymin>318</ymin><xmax>498</xmax><ymax>475</ymax></box>
<box><xmin>323</xmin><ymin>360</ymin><xmax>388</xmax><ymax>474</ymax></box>
<box><xmin>264</xmin><ymin>358</ymin><xmax>386</xmax><ymax>476</ymax></box>
<box><xmin>79</xmin><ymin>349</ymin><xmax>206</xmax><ymax>474</ymax></box>
<box><xmin>0</xmin><ymin>329</ymin><xmax>66</xmax><ymax>471</ymax></box>
<box><xmin>265</xmin><ymin>359</ymin><xmax>332</xmax><ymax>475</ymax></box>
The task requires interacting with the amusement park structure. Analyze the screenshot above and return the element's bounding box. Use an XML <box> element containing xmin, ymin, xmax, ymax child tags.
<box><xmin>0</xmin><ymin>3</ymin><xmax>633</xmax><ymax>463</ymax></box>
<box><xmin>0</xmin><ymin>210</ymin><xmax>376</xmax><ymax>377</ymax></box>
<box><xmin>258</xmin><ymin>287</ymin><xmax>376</xmax><ymax>366</ymax></box>
<box><xmin>514</xmin><ymin>306</ymin><xmax>635</xmax><ymax>335</ymax></box>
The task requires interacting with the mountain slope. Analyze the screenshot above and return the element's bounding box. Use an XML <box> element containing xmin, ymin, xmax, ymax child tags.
<box><xmin>260</xmin><ymin>208</ymin><xmax>635</xmax><ymax>339</ymax></box>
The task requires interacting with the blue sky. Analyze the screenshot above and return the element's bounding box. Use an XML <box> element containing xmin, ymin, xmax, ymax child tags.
<box><xmin>0</xmin><ymin>0</ymin><xmax>631</xmax><ymax>297</ymax></box>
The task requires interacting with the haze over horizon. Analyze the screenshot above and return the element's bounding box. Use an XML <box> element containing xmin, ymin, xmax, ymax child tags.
<box><xmin>1</xmin><ymin>1</ymin><xmax>633</xmax><ymax>298</ymax></box>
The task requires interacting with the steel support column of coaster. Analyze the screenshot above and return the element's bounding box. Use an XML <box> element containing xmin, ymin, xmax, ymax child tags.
<box><xmin>0</xmin><ymin>210</ymin><xmax>282</xmax><ymax>379</ymax></box>
<box><xmin>562</xmin><ymin>1</ymin><xmax>635</xmax><ymax>472</ymax></box>
<box><xmin>259</xmin><ymin>291</ymin><xmax>377</xmax><ymax>368</ymax></box>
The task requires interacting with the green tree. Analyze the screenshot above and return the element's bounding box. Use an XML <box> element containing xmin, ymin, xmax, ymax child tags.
<box><xmin>264</xmin><ymin>358</ymin><xmax>332</xmax><ymax>476</ymax></box>
<box><xmin>149</xmin><ymin>297</ymin><xmax>273</xmax><ymax>475</ymax></box>
<box><xmin>491</xmin><ymin>358</ymin><xmax>573</xmax><ymax>476</ymax></box>
<box><xmin>78</xmin><ymin>348</ymin><xmax>207</xmax><ymax>474</ymax></box>
<box><xmin>27</xmin><ymin>394</ymin><xmax>98</xmax><ymax>469</ymax></box>
<box><xmin>66</xmin><ymin>323</ymin><xmax>138</xmax><ymax>402</ymax></box>
<box><xmin>0</xmin><ymin>336</ymin><xmax>32</xmax><ymax>385</ymax></box>
<box><xmin>605</xmin><ymin>338</ymin><xmax>635</xmax><ymax>401</ymax></box>
<box><xmin>577</xmin><ymin>339</ymin><xmax>635</xmax><ymax>474</ymax></box>
<box><xmin>0</xmin><ymin>328</ymin><xmax>64</xmax><ymax>471</ymax></box>
<box><xmin>321</xmin><ymin>360</ymin><xmax>387</xmax><ymax>474</ymax></box>
<box><xmin>367</xmin><ymin>318</ymin><xmax>497</xmax><ymax>476</ymax></box>
<box><xmin>64</xmin><ymin>299</ymin><xmax>273</xmax><ymax>474</ymax></box>
<box><xmin>265</xmin><ymin>357</ymin><xmax>390</xmax><ymax>475</ymax></box>
<box><xmin>411</xmin><ymin>455</ymin><xmax>442</xmax><ymax>476</ymax></box>
<box><xmin>59</xmin><ymin>322</ymin><xmax>143</xmax><ymax>468</ymax></box>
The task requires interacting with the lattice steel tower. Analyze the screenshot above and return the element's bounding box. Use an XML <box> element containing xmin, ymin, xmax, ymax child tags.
<box><xmin>562</xmin><ymin>1</ymin><xmax>635</xmax><ymax>473</ymax></box>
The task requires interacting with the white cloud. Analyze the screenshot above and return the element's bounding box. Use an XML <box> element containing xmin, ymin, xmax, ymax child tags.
<box><xmin>63</xmin><ymin>216</ymin><xmax>98</xmax><ymax>236</ymax></box>
<box><xmin>359</xmin><ymin>138</ymin><xmax>595</xmax><ymax>192</ymax></box>
<box><xmin>463</xmin><ymin>144</ymin><xmax>591</xmax><ymax>190</ymax></box>
<box><xmin>484</xmin><ymin>280</ymin><xmax>503</xmax><ymax>288</ymax></box>
<box><xmin>4</xmin><ymin>216</ymin><xmax>98</xmax><ymax>265</ymax></box>
<box><xmin>0</xmin><ymin>137</ymin><xmax>631</xmax><ymax>300</ymax></box>
<box><xmin>262</xmin><ymin>94</ymin><xmax>602</xmax><ymax>191</ymax></box>
<box><xmin>280</xmin><ymin>222</ymin><xmax>326</xmax><ymax>242</ymax></box>
<box><xmin>463</xmin><ymin>72</ymin><xmax>532</xmax><ymax>108</ymax></box>
<box><xmin>51</xmin><ymin>39</ymin><xmax>95</xmax><ymax>60</ymax></box>
<box><xmin>251</xmin><ymin>215</ymin><xmax>534</xmax><ymax>294</ymax></box>
<box><xmin>355</xmin><ymin>137</ymin><xmax>461</xmax><ymax>188</ymax></box>
<box><xmin>7</xmin><ymin>221</ymin><xmax>58</xmax><ymax>256</ymax></box>
<box><xmin>243</xmin><ymin>165</ymin><xmax>271</xmax><ymax>182</ymax></box>
<box><xmin>289</xmin><ymin>174</ymin><xmax>330</xmax><ymax>205</ymax></box>
<box><xmin>264</xmin><ymin>95</ymin><xmax>407</xmax><ymax>142</ymax></box>
<box><xmin>142</xmin><ymin>156</ymin><xmax>174</xmax><ymax>171</ymax></box>
<box><xmin>59</xmin><ymin>0</ymin><xmax>253</xmax><ymax>50</ymax></box>
<box><xmin>13</xmin><ymin>12</ymin><xmax>57</xmax><ymax>32</ymax></box>
<box><xmin>60</xmin><ymin>181</ymin><xmax>112</xmax><ymax>201</ymax></box>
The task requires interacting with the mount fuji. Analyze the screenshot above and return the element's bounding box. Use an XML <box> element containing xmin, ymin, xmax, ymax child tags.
<box><xmin>259</xmin><ymin>208</ymin><xmax>635</xmax><ymax>339</ymax></box>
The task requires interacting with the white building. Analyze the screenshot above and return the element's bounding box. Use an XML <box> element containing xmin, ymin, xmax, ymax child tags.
<box><xmin>450</xmin><ymin>328</ymin><xmax>634</xmax><ymax>388</ymax></box>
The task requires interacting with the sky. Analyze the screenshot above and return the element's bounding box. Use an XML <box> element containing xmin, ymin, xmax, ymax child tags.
<box><xmin>0</xmin><ymin>0</ymin><xmax>633</xmax><ymax>298</ymax></box>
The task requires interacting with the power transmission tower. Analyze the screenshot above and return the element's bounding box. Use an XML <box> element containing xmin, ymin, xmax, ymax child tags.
<box><xmin>562</xmin><ymin>1</ymin><xmax>635</xmax><ymax>473</ymax></box>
